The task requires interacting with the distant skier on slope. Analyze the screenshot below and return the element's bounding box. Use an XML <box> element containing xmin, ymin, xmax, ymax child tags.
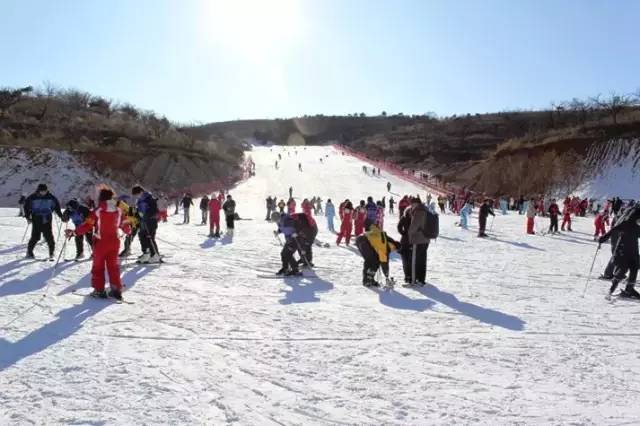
<box><xmin>389</xmin><ymin>197</ymin><xmax>395</xmax><ymax>214</ymax></box>
<box><xmin>459</xmin><ymin>201</ymin><xmax>472</xmax><ymax>230</ymax></box>
<box><xmin>387</xmin><ymin>181</ymin><xmax>391</xmax><ymax>192</ymax></box>
<box><xmin>24</xmin><ymin>183</ymin><xmax>63</xmax><ymax>260</ymax></box>
<box><xmin>336</xmin><ymin>200</ymin><xmax>354</xmax><ymax>246</ymax></box>
<box><xmin>526</xmin><ymin>198</ymin><xmax>537</xmax><ymax>235</ymax></box>
<box><xmin>181</xmin><ymin>193</ymin><xmax>194</xmax><ymax>224</ymax></box>
<box><xmin>132</xmin><ymin>185</ymin><xmax>161</xmax><ymax>264</ymax></box>
<box><xmin>66</xmin><ymin>187</ymin><xmax>132</xmax><ymax>300</ymax></box>
<box><xmin>594</xmin><ymin>210</ymin><xmax>610</xmax><ymax>240</ymax></box>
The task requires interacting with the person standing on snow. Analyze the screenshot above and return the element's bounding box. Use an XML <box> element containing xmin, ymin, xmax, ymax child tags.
<box><xmin>397</xmin><ymin>208</ymin><xmax>413</xmax><ymax>284</ymax></box>
<box><xmin>287</xmin><ymin>197</ymin><xmax>296</xmax><ymax>214</ymax></box>
<box><xmin>336</xmin><ymin>200</ymin><xmax>354</xmax><ymax>246</ymax></box>
<box><xmin>265</xmin><ymin>196</ymin><xmax>274</xmax><ymax>221</ymax></box>
<box><xmin>599</xmin><ymin>206</ymin><xmax>640</xmax><ymax>298</ymax></box>
<box><xmin>547</xmin><ymin>199</ymin><xmax>560</xmax><ymax>234</ymax></box>
<box><xmin>459</xmin><ymin>201</ymin><xmax>472</xmax><ymax>230</ymax></box>
<box><xmin>561</xmin><ymin>203</ymin><xmax>572</xmax><ymax>232</ymax></box>
<box><xmin>365</xmin><ymin>196</ymin><xmax>377</xmax><ymax>222</ymax></box>
<box><xmin>407</xmin><ymin>197</ymin><xmax>430</xmax><ymax>286</ymax></box>
<box><xmin>325</xmin><ymin>199</ymin><xmax>336</xmax><ymax>232</ymax></box>
<box><xmin>389</xmin><ymin>197</ymin><xmax>395</xmax><ymax>214</ymax></box>
<box><xmin>275</xmin><ymin>213</ymin><xmax>303</xmax><ymax>277</ymax></box>
<box><xmin>478</xmin><ymin>199</ymin><xmax>495</xmax><ymax>237</ymax></box>
<box><xmin>132</xmin><ymin>185</ymin><xmax>161</xmax><ymax>264</ymax></box>
<box><xmin>222</xmin><ymin>194</ymin><xmax>236</xmax><ymax>236</ymax></box>
<box><xmin>62</xmin><ymin>199</ymin><xmax>93</xmax><ymax>261</ymax></box>
<box><xmin>526</xmin><ymin>197</ymin><xmax>537</xmax><ymax>234</ymax></box>
<box><xmin>354</xmin><ymin>201</ymin><xmax>367</xmax><ymax>236</ymax></box>
<box><xmin>200</xmin><ymin>195</ymin><xmax>210</xmax><ymax>225</ymax></box>
<box><xmin>208</xmin><ymin>194</ymin><xmax>222</xmax><ymax>238</ymax></box>
<box><xmin>594</xmin><ymin>210</ymin><xmax>610</xmax><ymax>240</ymax></box>
<box><xmin>66</xmin><ymin>187</ymin><xmax>132</xmax><ymax>300</ymax></box>
<box><xmin>181</xmin><ymin>193</ymin><xmax>194</xmax><ymax>224</ymax></box>
<box><xmin>117</xmin><ymin>195</ymin><xmax>139</xmax><ymax>257</ymax></box>
<box><xmin>499</xmin><ymin>197</ymin><xmax>508</xmax><ymax>215</ymax></box>
<box><xmin>24</xmin><ymin>183</ymin><xmax>63</xmax><ymax>260</ymax></box>
<box><xmin>157</xmin><ymin>194</ymin><xmax>169</xmax><ymax>223</ymax></box>
<box><xmin>277</xmin><ymin>199</ymin><xmax>286</xmax><ymax>214</ymax></box>
<box><xmin>315</xmin><ymin>197</ymin><xmax>323</xmax><ymax>214</ymax></box>
<box><xmin>387</xmin><ymin>182</ymin><xmax>391</xmax><ymax>192</ymax></box>
<box><xmin>398</xmin><ymin>195</ymin><xmax>410</xmax><ymax>217</ymax></box>
<box><xmin>289</xmin><ymin>186</ymin><xmax>293</xmax><ymax>199</ymax></box>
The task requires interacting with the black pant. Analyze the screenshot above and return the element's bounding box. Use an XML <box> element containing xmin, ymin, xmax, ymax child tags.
<box><xmin>28</xmin><ymin>218</ymin><xmax>55</xmax><ymax>256</ymax></box>
<box><xmin>122</xmin><ymin>226</ymin><xmax>138</xmax><ymax>254</ymax></box>
<box><xmin>411</xmin><ymin>243</ymin><xmax>428</xmax><ymax>283</ymax></box>
<box><xmin>549</xmin><ymin>215</ymin><xmax>559</xmax><ymax>233</ymax></box>
<box><xmin>226</xmin><ymin>215</ymin><xmax>235</xmax><ymax>230</ymax></box>
<box><xmin>75</xmin><ymin>233</ymin><xmax>93</xmax><ymax>256</ymax></box>
<box><xmin>139</xmin><ymin>219</ymin><xmax>158</xmax><ymax>256</ymax></box>
<box><xmin>400</xmin><ymin>244</ymin><xmax>413</xmax><ymax>282</ymax></box>
<box><xmin>479</xmin><ymin>216</ymin><xmax>487</xmax><ymax>235</ymax></box>
<box><xmin>281</xmin><ymin>237</ymin><xmax>299</xmax><ymax>272</ymax></box>
<box><xmin>614</xmin><ymin>254</ymin><xmax>639</xmax><ymax>284</ymax></box>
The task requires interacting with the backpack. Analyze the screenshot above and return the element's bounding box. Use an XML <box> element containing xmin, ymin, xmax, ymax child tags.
<box><xmin>423</xmin><ymin>210</ymin><xmax>439</xmax><ymax>239</ymax></box>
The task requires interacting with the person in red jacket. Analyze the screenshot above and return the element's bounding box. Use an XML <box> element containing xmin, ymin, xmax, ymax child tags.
<box><xmin>594</xmin><ymin>211</ymin><xmax>609</xmax><ymax>240</ymax></box>
<box><xmin>398</xmin><ymin>196</ymin><xmax>410</xmax><ymax>217</ymax></box>
<box><xmin>287</xmin><ymin>198</ymin><xmax>296</xmax><ymax>214</ymax></box>
<box><xmin>208</xmin><ymin>194</ymin><xmax>222</xmax><ymax>238</ymax></box>
<box><xmin>354</xmin><ymin>200</ymin><xmax>367</xmax><ymax>236</ymax></box>
<box><xmin>561</xmin><ymin>204</ymin><xmax>572</xmax><ymax>231</ymax></box>
<box><xmin>301</xmin><ymin>198</ymin><xmax>317</xmax><ymax>228</ymax></box>
<box><xmin>66</xmin><ymin>188</ymin><xmax>131</xmax><ymax>300</ymax></box>
<box><xmin>336</xmin><ymin>200</ymin><xmax>354</xmax><ymax>246</ymax></box>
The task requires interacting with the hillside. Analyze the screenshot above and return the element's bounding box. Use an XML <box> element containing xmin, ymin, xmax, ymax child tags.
<box><xmin>0</xmin><ymin>86</ymin><xmax>245</xmax><ymax>205</ymax></box>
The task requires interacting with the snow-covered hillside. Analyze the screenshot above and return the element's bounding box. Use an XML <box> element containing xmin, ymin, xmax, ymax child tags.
<box><xmin>579</xmin><ymin>138</ymin><xmax>640</xmax><ymax>199</ymax></box>
<box><xmin>0</xmin><ymin>147</ymin><xmax>122</xmax><ymax>207</ymax></box>
<box><xmin>1</xmin><ymin>146</ymin><xmax>639</xmax><ymax>425</ymax></box>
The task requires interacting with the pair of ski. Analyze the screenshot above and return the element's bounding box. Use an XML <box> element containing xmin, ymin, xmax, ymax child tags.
<box><xmin>605</xmin><ymin>292</ymin><xmax>640</xmax><ymax>303</ymax></box>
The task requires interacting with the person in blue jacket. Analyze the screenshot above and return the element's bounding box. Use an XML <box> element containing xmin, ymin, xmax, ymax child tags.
<box><xmin>366</xmin><ymin>196</ymin><xmax>378</xmax><ymax>221</ymax></box>
<box><xmin>460</xmin><ymin>202</ymin><xmax>472</xmax><ymax>230</ymax></box>
<box><xmin>24</xmin><ymin>183</ymin><xmax>63</xmax><ymax>259</ymax></box>
<box><xmin>325</xmin><ymin>199</ymin><xmax>336</xmax><ymax>232</ymax></box>
<box><xmin>62</xmin><ymin>199</ymin><xmax>93</xmax><ymax>260</ymax></box>
<box><xmin>499</xmin><ymin>197</ymin><xmax>508</xmax><ymax>215</ymax></box>
<box><xmin>132</xmin><ymin>185</ymin><xmax>161</xmax><ymax>264</ymax></box>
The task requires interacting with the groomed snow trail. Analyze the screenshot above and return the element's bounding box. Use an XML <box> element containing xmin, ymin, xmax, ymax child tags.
<box><xmin>1</xmin><ymin>146</ymin><xmax>639</xmax><ymax>425</ymax></box>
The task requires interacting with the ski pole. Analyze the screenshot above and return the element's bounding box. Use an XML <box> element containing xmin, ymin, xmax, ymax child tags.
<box><xmin>489</xmin><ymin>216</ymin><xmax>495</xmax><ymax>233</ymax></box>
<box><xmin>293</xmin><ymin>237</ymin><xmax>313</xmax><ymax>269</ymax></box>
<box><xmin>56</xmin><ymin>217</ymin><xmax>63</xmax><ymax>243</ymax></box>
<box><xmin>581</xmin><ymin>245</ymin><xmax>600</xmax><ymax>298</ymax></box>
<box><xmin>273</xmin><ymin>231</ymin><xmax>283</xmax><ymax>247</ymax></box>
<box><xmin>51</xmin><ymin>237</ymin><xmax>69</xmax><ymax>278</ymax></box>
<box><xmin>21</xmin><ymin>222</ymin><xmax>31</xmax><ymax>244</ymax></box>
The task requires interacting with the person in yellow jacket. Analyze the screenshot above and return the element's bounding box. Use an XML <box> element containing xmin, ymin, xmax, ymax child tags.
<box><xmin>355</xmin><ymin>219</ymin><xmax>400</xmax><ymax>287</ymax></box>
<box><xmin>116</xmin><ymin>195</ymin><xmax>139</xmax><ymax>257</ymax></box>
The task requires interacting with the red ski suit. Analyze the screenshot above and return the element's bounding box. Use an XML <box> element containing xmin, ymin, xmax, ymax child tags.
<box><xmin>336</xmin><ymin>207</ymin><xmax>353</xmax><ymax>245</ymax></box>
<box><xmin>76</xmin><ymin>200</ymin><xmax>131</xmax><ymax>292</ymax></box>
<box><xmin>301</xmin><ymin>201</ymin><xmax>317</xmax><ymax>228</ymax></box>
<box><xmin>594</xmin><ymin>213</ymin><xmax>609</xmax><ymax>237</ymax></box>
<box><xmin>209</xmin><ymin>198</ymin><xmax>221</xmax><ymax>234</ymax></box>
<box><xmin>354</xmin><ymin>207</ymin><xmax>366</xmax><ymax>236</ymax></box>
<box><xmin>561</xmin><ymin>207</ymin><xmax>572</xmax><ymax>231</ymax></box>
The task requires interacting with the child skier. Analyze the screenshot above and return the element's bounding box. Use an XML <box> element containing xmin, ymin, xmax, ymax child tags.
<box><xmin>66</xmin><ymin>188</ymin><xmax>131</xmax><ymax>300</ymax></box>
<box><xmin>354</xmin><ymin>201</ymin><xmax>367</xmax><ymax>236</ymax></box>
<box><xmin>336</xmin><ymin>200</ymin><xmax>354</xmax><ymax>246</ymax></box>
<box><xmin>208</xmin><ymin>194</ymin><xmax>222</xmax><ymax>238</ymax></box>
<box><xmin>460</xmin><ymin>202</ymin><xmax>472</xmax><ymax>229</ymax></box>
<box><xmin>62</xmin><ymin>199</ymin><xmax>93</xmax><ymax>260</ymax></box>
<box><xmin>355</xmin><ymin>219</ymin><xmax>399</xmax><ymax>287</ymax></box>
<box><xmin>200</xmin><ymin>195</ymin><xmax>210</xmax><ymax>225</ymax></box>
<box><xmin>526</xmin><ymin>198</ymin><xmax>537</xmax><ymax>234</ymax></box>
<box><xmin>478</xmin><ymin>199</ymin><xmax>495</xmax><ymax>237</ymax></box>
<box><xmin>594</xmin><ymin>211</ymin><xmax>609</xmax><ymax>240</ymax></box>
<box><xmin>547</xmin><ymin>199</ymin><xmax>560</xmax><ymax>234</ymax></box>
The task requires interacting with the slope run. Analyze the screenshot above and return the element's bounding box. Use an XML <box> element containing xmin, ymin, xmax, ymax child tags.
<box><xmin>1</xmin><ymin>145</ymin><xmax>639</xmax><ymax>425</ymax></box>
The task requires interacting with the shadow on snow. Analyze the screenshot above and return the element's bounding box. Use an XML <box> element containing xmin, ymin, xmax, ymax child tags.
<box><xmin>279</xmin><ymin>274</ymin><xmax>334</xmax><ymax>305</ymax></box>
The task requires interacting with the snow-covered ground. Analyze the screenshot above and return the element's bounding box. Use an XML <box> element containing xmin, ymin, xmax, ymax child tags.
<box><xmin>1</xmin><ymin>145</ymin><xmax>640</xmax><ymax>425</ymax></box>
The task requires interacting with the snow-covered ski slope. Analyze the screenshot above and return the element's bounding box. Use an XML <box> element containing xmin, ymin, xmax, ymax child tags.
<box><xmin>1</xmin><ymin>145</ymin><xmax>639</xmax><ymax>425</ymax></box>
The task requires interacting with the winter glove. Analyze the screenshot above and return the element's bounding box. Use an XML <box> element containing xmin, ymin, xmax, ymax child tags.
<box><xmin>292</xmin><ymin>232</ymin><xmax>298</xmax><ymax>238</ymax></box>
<box><xmin>64</xmin><ymin>229</ymin><xmax>76</xmax><ymax>239</ymax></box>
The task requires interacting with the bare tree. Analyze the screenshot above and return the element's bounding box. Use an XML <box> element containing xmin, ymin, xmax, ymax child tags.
<box><xmin>592</xmin><ymin>93</ymin><xmax>634</xmax><ymax>125</ymax></box>
<box><xmin>568</xmin><ymin>97</ymin><xmax>591</xmax><ymax>126</ymax></box>
<box><xmin>0</xmin><ymin>86</ymin><xmax>33</xmax><ymax>116</ymax></box>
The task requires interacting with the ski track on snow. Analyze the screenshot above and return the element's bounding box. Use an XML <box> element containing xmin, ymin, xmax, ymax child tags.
<box><xmin>1</xmin><ymin>145</ymin><xmax>640</xmax><ymax>425</ymax></box>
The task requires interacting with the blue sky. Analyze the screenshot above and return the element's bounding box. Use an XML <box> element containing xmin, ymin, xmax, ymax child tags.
<box><xmin>1</xmin><ymin>0</ymin><xmax>639</xmax><ymax>123</ymax></box>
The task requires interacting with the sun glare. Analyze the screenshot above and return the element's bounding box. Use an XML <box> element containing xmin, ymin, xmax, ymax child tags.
<box><xmin>204</xmin><ymin>0</ymin><xmax>304</xmax><ymax>57</ymax></box>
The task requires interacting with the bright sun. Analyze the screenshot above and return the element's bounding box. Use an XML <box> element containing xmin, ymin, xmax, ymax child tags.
<box><xmin>204</xmin><ymin>0</ymin><xmax>304</xmax><ymax>57</ymax></box>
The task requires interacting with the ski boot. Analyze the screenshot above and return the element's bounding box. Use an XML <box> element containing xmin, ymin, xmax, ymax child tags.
<box><xmin>48</xmin><ymin>254</ymin><xmax>55</xmax><ymax>261</ymax></box>
<box><xmin>619</xmin><ymin>284</ymin><xmax>640</xmax><ymax>299</ymax></box>
<box><xmin>137</xmin><ymin>253</ymin><xmax>150</xmax><ymax>264</ymax></box>
<box><xmin>119</xmin><ymin>249</ymin><xmax>130</xmax><ymax>258</ymax></box>
<box><xmin>25</xmin><ymin>252</ymin><xmax>35</xmax><ymax>259</ymax></box>
<box><xmin>90</xmin><ymin>289</ymin><xmax>108</xmax><ymax>299</ymax></box>
<box><xmin>284</xmin><ymin>269</ymin><xmax>302</xmax><ymax>277</ymax></box>
<box><xmin>147</xmin><ymin>255</ymin><xmax>163</xmax><ymax>264</ymax></box>
<box><xmin>108</xmin><ymin>288</ymin><xmax>123</xmax><ymax>301</ymax></box>
<box><xmin>75</xmin><ymin>253</ymin><xmax>85</xmax><ymax>261</ymax></box>
<box><xmin>276</xmin><ymin>267</ymin><xmax>288</xmax><ymax>276</ymax></box>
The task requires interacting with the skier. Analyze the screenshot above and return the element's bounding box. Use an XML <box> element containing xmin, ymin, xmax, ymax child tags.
<box><xmin>459</xmin><ymin>201</ymin><xmax>472</xmax><ymax>230</ymax></box>
<box><xmin>561</xmin><ymin>203</ymin><xmax>572</xmax><ymax>232</ymax></box>
<box><xmin>275</xmin><ymin>213</ymin><xmax>303</xmax><ymax>276</ymax></box>
<box><xmin>287</xmin><ymin>197</ymin><xmax>296</xmax><ymax>214</ymax></box>
<box><xmin>499</xmin><ymin>197</ymin><xmax>508</xmax><ymax>215</ymax></box>
<box><xmin>65</xmin><ymin>187</ymin><xmax>131</xmax><ymax>300</ymax></box>
<box><xmin>265</xmin><ymin>196</ymin><xmax>274</xmax><ymax>221</ymax></box>
<box><xmin>117</xmin><ymin>195</ymin><xmax>138</xmax><ymax>257</ymax></box>
<box><xmin>222</xmin><ymin>194</ymin><xmax>236</xmax><ymax>236</ymax></box>
<box><xmin>407</xmin><ymin>197</ymin><xmax>430</xmax><ymax>285</ymax></box>
<box><xmin>336</xmin><ymin>200</ymin><xmax>354</xmax><ymax>246</ymax></box>
<box><xmin>18</xmin><ymin>194</ymin><xmax>26</xmax><ymax>217</ymax></box>
<box><xmin>131</xmin><ymin>185</ymin><xmax>161</xmax><ymax>264</ymax></box>
<box><xmin>315</xmin><ymin>197</ymin><xmax>323</xmax><ymax>214</ymax></box>
<box><xmin>277</xmin><ymin>199</ymin><xmax>286</xmax><ymax>214</ymax></box>
<box><xmin>398</xmin><ymin>195</ymin><xmax>410</xmax><ymax>217</ymax></box>
<box><xmin>526</xmin><ymin>198</ymin><xmax>537</xmax><ymax>234</ymax></box>
<box><xmin>387</xmin><ymin>182</ymin><xmax>391</xmax><ymax>192</ymax></box>
<box><xmin>298</xmin><ymin>163</ymin><xmax>302</xmax><ymax>172</ymax></box>
<box><xmin>547</xmin><ymin>199</ymin><xmax>560</xmax><ymax>234</ymax></box>
<box><xmin>389</xmin><ymin>197</ymin><xmax>395</xmax><ymax>214</ymax></box>
<box><xmin>289</xmin><ymin>186</ymin><xmax>293</xmax><ymax>199</ymax></box>
<box><xmin>325</xmin><ymin>199</ymin><xmax>336</xmax><ymax>232</ymax></box>
<box><xmin>365</xmin><ymin>196</ymin><xmax>377</xmax><ymax>221</ymax></box>
<box><xmin>275</xmin><ymin>160</ymin><xmax>279</xmax><ymax>169</ymax></box>
<box><xmin>397</xmin><ymin>208</ymin><xmax>413</xmax><ymax>284</ymax></box>
<box><xmin>157</xmin><ymin>194</ymin><xmax>169</xmax><ymax>223</ymax></box>
<box><xmin>437</xmin><ymin>196</ymin><xmax>446</xmax><ymax>214</ymax></box>
<box><xmin>478</xmin><ymin>199</ymin><xmax>495</xmax><ymax>237</ymax></box>
<box><xmin>594</xmin><ymin>210</ymin><xmax>609</xmax><ymax>240</ymax></box>
<box><xmin>599</xmin><ymin>205</ymin><xmax>640</xmax><ymax>298</ymax></box>
<box><xmin>600</xmin><ymin>214</ymin><xmax>621</xmax><ymax>280</ymax></box>
<box><xmin>173</xmin><ymin>196</ymin><xmax>180</xmax><ymax>215</ymax></box>
<box><xmin>200</xmin><ymin>195</ymin><xmax>210</xmax><ymax>225</ymax></box>
<box><xmin>354</xmin><ymin>201</ymin><xmax>367</xmax><ymax>236</ymax></box>
<box><xmin>62</xmin><ymin>199</ymin><xmax>93</xmax><ymax>260</ymax></box>
<box><xmin>181</xmin><ymin>193</ymin><xmax>194</xmax><ymax>224</ymax></box>
<box><xmin>295</xmin><ymin>212</ymin><xmax>318</xmax><ymax>268</ymax></box>
<box><xmin>355</xmin><ymin>219</ymin><xmax>399</xmax><ymax>287</ymax></box>
<box><xmin>208</xmin><ymin>194</ymin><xmax>222</xmax><ymax>238</ymax></box>
<box><xmin>24</xmin><ymin>183</ymin><xmax>63</xmax><ymax>260</ymax></box>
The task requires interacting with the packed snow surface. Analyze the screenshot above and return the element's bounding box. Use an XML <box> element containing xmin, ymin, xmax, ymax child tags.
<box><xmin>1</xmin><ymin>146</ymin><xmax>639</xmax><ymax>425</ymax></box>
